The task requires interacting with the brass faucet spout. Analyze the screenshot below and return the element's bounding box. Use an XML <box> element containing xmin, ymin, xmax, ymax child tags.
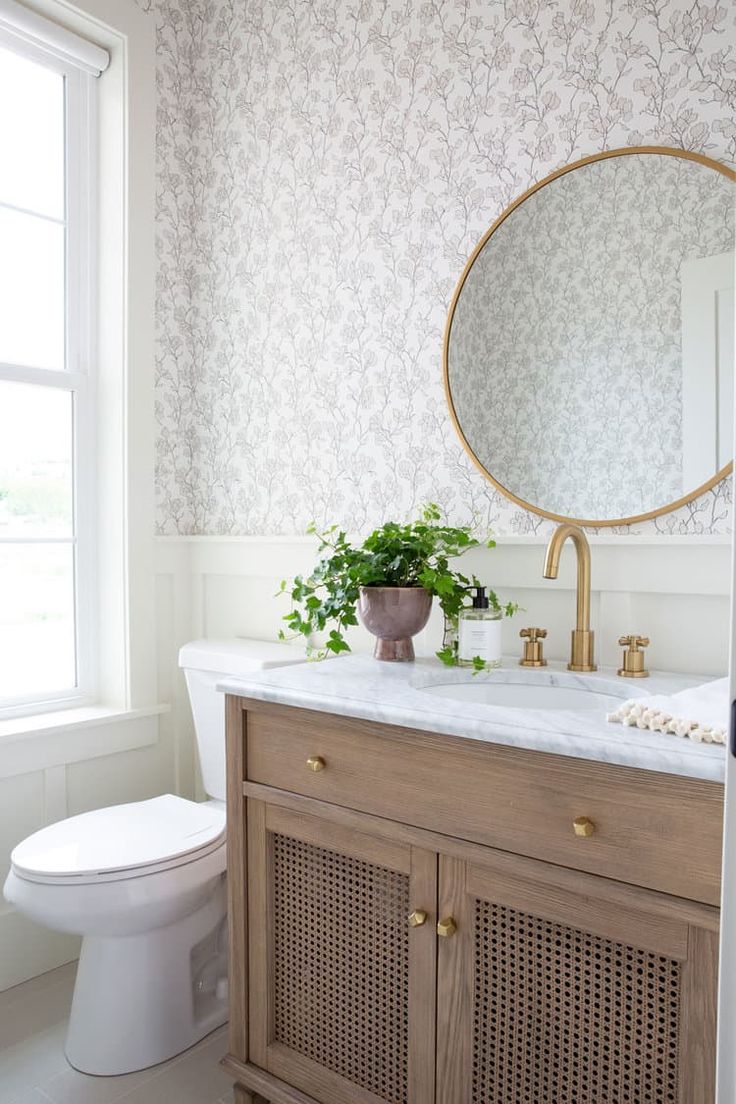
<box><xmin>543</xmin><ymin>523</ymin><xmax>596</xmax><ymax>672</ymax></box>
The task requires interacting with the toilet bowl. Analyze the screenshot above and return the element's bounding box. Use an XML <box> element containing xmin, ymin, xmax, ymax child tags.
<box><xmin>4</xmin><ymin>794</ymin><xmax>228</xmax><ymax>1075</ymax></box>
<box><xmin>3</xmin><ymin>638</ymin><xmax>305</xmax><ymax>1075</ymax></box>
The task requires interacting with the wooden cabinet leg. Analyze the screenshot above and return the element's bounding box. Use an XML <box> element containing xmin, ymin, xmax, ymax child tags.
<box><xmin>233</xmin><ymin>1086</ymin><xmax>269</xmax><ymax>1104</ymax></box>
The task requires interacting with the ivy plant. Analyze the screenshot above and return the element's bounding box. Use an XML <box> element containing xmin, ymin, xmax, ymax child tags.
<box><xmin>278</xmin><ymin>503</ymin><xmax>518</xmax><ymax>663</ymax></box>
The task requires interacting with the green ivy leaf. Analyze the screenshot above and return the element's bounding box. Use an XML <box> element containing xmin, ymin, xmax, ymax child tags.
<box><xmin>326</xmin><ymin>630</ymin><xmax>351</xmax><ymax>654</ymax></box>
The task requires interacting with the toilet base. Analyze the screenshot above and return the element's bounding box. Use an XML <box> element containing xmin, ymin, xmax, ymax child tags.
<box><xmin>66</xmin><ymin>876</ymin><xmax>228</xmax><ymax>1075</ymax></box>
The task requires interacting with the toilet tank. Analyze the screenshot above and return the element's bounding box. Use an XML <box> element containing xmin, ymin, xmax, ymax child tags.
<box><xmin>178</xmin><ymin>639</ymin><xmax>305</xmax><ymax>801</ymax></box>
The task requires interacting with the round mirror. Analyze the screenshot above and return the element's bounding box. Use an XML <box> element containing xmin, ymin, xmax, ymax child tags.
<box><xmin>444</xmin><ymin>148</ymin><xmax>735</xmax><ymax>526</ymax></box>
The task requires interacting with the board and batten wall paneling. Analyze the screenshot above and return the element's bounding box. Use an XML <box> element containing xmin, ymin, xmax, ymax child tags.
<box><xmin>155</xmin><ymin>535</ymin><xmax>732</xmax><ymax>801</ymax></box>
<box><xmin>0</xmin><ymin>713</ymin><xmax>173</xmax><ymax>991</ymax></box>
<box><xmin>5</xmin><ymin>530</ymin><xmax>725</xmax><ymax>990</ymax></box>
<box><xmin>157</xmin><ymin>536</ymin><xmax>732</xmax><ymax>671</ymax></box>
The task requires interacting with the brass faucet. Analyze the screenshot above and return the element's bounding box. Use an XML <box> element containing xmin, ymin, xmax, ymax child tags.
<box><xmin>543</xmin><ymin>523</ymin><xmax>596</xmax><ymax>672</ymax></box>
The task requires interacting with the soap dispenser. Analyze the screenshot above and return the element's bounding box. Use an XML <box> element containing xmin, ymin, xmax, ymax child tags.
<box><xmin>457</xmin><ymin>586</ymin><xmax>502</xmax><ymax>668</ymax></box>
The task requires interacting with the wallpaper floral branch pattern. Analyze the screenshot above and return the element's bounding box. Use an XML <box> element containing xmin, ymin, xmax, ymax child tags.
<box><xmin>147</xmin><ymin>0</ymin><xmax>735</xmax><ymax>536</ymax></box>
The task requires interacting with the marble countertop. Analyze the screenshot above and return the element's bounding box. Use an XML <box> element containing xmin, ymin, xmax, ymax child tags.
<box><xmin>218</xmin><ymin>654</ymin><xmax>726</xmax><ymax>783</ymax></box>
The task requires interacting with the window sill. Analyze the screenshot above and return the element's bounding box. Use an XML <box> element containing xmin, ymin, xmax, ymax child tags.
<box><xmin>0</xmin><ymin>703</ymin><xmax>170</xmax><ymax>778</ymax></box>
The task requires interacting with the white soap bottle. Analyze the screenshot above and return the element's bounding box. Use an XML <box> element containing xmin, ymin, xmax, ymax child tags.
<box><xmin>457</xmin><ymin>586</ymin><xmax>502</xmax><ymax>668</ymax></box>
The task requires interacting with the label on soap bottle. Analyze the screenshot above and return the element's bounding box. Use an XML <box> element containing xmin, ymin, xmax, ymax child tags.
<box><xmin>458</xmin><ymin>618</ymin><xmax>502</xmax><ymax>664</ymax></box>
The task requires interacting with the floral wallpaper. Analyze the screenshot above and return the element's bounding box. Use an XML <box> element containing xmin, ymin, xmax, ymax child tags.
<box><xmin>449</xmin><ymin>152</ymin><xmax>735</xmax><ymax>522</ymax></box>
<box><xmin>149</xmin><ymin>0</ymin><xmax>735</xmax><ymax>536</ymax></box>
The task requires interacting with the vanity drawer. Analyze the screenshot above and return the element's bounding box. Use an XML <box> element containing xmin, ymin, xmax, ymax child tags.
<box><xmin>244</xmin><ymin>703</ymin><xmax>723</xmax><ymax>905</ymax></box>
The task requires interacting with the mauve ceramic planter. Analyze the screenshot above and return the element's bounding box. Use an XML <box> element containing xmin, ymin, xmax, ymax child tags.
<box><xmin>357</xmin><ymin>586</ymin><xmax>433</xmax><ymax>661</ymax></box>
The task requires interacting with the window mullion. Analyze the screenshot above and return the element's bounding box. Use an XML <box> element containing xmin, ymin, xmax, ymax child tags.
<box><xmin>0</xmin><ymin>197</ymin><xmax>66</xmax><ymax>226</ymax></box>
<box><xmin>0</xmin><ymin>362</ymin><xmax>85</xmax><ymax>389</ymax></box>
<box><xmin>0</xmin><ymin>537</ymin><xmax>76</xmax><ymax>545</ymax></box>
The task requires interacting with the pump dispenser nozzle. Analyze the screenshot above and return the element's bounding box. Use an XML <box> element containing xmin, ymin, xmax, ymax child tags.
<box><xmin>471</xmin><ymin>586</ymin><xmax>489</xmax><ymax>610</ymax></box>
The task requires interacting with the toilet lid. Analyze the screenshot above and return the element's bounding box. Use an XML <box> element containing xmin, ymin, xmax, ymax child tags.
<box><xmin>11</xmin><ymin>795</ymin><xmax>226</xmax><ymax>881</ymax></box>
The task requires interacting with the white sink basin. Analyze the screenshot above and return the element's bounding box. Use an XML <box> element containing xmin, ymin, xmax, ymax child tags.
<box><xmin>414</xmin><ymin>670</ymin><xmax>636</xmax><ymax>712</ymax></box>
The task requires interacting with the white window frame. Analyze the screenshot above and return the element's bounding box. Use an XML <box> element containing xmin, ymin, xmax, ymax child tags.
<box><xmin>0</xmin><ymin>25</ymin><xmax>97</xmax><ymax>719</ymax></box>
<box><xmin>0</xmin><ymin>0</ymin><xmax>159</xmax><ymax>754</ymax></box>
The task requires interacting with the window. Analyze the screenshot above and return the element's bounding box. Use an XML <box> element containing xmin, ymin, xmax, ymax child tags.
<box><xmin>0</xmin><ymin>19</ymin><xmax>103</xmax><ymax>717</ymax></box>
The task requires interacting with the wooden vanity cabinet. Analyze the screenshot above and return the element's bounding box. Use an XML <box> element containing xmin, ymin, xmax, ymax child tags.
<box><xmin>223</xmin><ymin>697</ymin><xmax>722</xmax><ymax>1104</ymax></box>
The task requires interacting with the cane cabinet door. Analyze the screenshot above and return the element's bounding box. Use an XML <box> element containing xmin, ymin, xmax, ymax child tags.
<box><xmin>247</xmin><ymin>800</ymin><xmax>437</xmax><ymax>1104</ymax></box>
<box><xmin>436</xmin><ymin>849</ymin><xmax>718</xmax><ymax>1104</ymax></box>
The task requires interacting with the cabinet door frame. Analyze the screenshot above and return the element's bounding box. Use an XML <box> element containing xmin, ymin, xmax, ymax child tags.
<box><xmin>247</xmin><ymin>797</ymin><xmax>437</xmax><ymax>1104</ymax></box>
<box><xmin>436</xmin><ymin>848</ymin><xmax>718</xmax><ymax>1104</ymax></box>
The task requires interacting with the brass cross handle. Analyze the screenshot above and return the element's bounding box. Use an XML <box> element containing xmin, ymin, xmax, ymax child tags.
<box><xmin>520</xmin><ymin>627</ymin><xmax>547</xmax><ymax>642</ymax></box>
<box><xmin>519</xmin><ymin>627</ymin><xmax>548</xmax><ymax>668</ymax></box>
<box><xmin>618</xmin><ymin>635</ymin><xmax>649</xmax><ymax>650</ymax></box>
<box><xmin>617</xmin><ymin>635</ymin><xmax>650</xmax><ymax>679</ymax></box>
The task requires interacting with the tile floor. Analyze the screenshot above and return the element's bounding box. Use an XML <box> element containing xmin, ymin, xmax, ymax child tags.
<box><xmin>0</xmin><ymin>962</ymin><xmax>236</xmax><ymax>1104</ymax></box>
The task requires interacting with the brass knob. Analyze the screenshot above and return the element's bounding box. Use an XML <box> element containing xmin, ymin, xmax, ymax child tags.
<box><xmin>573</xmin><ymin>816</ymin><xmax>596</xmax><ymax>838</ymax></box>
<box><xmin>437</xmin><ymin>917</ymin><xmax>457</xmax><ymax>938</ymax></box>
<box><xmin>408</xmin><ymin>909</ymin><xmax>428</xmax><ymax>928</ymax></box>
<box><xmin>306</xmin><ymin>756</ymin><xmax>326</xmax><ymax>772</ymax></box>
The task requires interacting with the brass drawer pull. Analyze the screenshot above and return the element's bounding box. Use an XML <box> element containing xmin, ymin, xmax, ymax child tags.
<box><xmin>437</xmin><ymin>917</ymin><xmax>457</xmax><ymax>938</ymax></box>
<box><xmin>306</xmin><ymin>756</ymin><xmax>326</xmax><ymax>772</ymax></box>
<box><xmin>573</xmin><ymin>816</ymin><xmax>596</xmax><ymax>838</ymax></box>
<box><xmin>408</xmin><ymin>909</ymin><xmax>428</xmax><ymax>928</ymax></box>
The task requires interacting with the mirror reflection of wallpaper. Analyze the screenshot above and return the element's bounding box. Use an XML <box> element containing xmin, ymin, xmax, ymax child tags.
<box><xmin>146</xmin><ymin>0</ymin><xmax>736</xmax><ymax>536</ymax></box>
<box><xmin>449</xmin><ymin>156</ymin><xmax>734</xmax><ymax>521</ymax></box>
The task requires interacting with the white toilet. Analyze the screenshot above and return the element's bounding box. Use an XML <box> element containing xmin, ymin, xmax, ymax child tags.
<box><xmin>3</xmin><ymin>638</ymin><xmax>304</xmax><ymax>1076</ymax></box>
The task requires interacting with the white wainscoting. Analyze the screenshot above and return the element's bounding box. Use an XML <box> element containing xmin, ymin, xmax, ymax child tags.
<box><xmin>154</xmin><ymin>533</ymin><xmax>732</xmax><ymax>805</ymax></box>
<box><xmin>3</xmin><ymin>534</ymin><xmax>729</xmax><ymax>992</ymax></box>
<box><xmin>0</xmin><ymin>711</ymin><xmax>172</xmax><ymax>990</ymax></box>
<box><xmin>156</xmin><ymin>534</ymin><xmax>732</xmax><ymax>669</ymax></box>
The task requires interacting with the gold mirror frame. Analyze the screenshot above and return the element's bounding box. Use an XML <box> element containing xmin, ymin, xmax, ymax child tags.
<box><xmin>443</xmin><ymin>146</ymin><xmax>736</xmax><ymax>528</ymax></box>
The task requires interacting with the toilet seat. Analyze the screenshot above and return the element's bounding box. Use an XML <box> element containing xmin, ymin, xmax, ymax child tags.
<box><xmin>11</xmin><ymin>794</ymin><xmax>226</xmax><ymax>885</ymax></box>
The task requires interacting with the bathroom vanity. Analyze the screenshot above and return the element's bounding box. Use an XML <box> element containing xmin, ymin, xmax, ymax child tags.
<box><xmin>219</xmin><ymin>657</ymin><xmax>724</xmax><ymax>1104</ymax></box>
